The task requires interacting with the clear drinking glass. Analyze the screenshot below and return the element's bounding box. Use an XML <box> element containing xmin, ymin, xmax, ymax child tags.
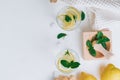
<box><xmin>56</xmin><ymin>49</ymin><xmax>80</xmax><ymax>73</ymax></box>
<box><xmin>56</xmin><ymin>6</ymin><xmax>85</xmax><ymax>31</ymax></box>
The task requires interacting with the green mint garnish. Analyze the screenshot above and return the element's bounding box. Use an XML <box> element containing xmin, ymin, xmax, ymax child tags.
<box><xmin>57</xmin><ymin>33</ymin><xmax>67</xmax><ymax>39</ymax></box>
<box><xmin>86</xmin><ymin>40</ymin><xmax>93</xmax><ymax>48</ymax></box>
<box><xmin>61</xmin><ymin>60</ymin><xmax>70</xmax><ymax>68</ymax></box>
<box><xmin>73</xmin><ymin>15</ymin><xmax>77</xmax><ymax>22</ymax></box>
<box><xmin>96</xmin><ymin>31</ymin><xmax>103</xmax><ymax>39</ymax></box>
<box><xmin>86</xmin><ymin>40</ymin><xmax>96</xmax><ymax>57</ymax></box>
<box><xmin>65</xmin><ymin>50</ymin><xmax>70</xmax><ymax>55</ymax></box>
<box><xmin>65</xmin><ymin>15</ymin><xmax>72</xmax><ymax>22</ymax></box>
<box><xmin>70</xmin><ymin>62</ymin><xmax>80</xmax><ymax>68</ymax></box>
<box><xmin>88</xmin><ymin>48</ymin><xmax>96</xmax><ymax>57</ymax></box>
<box><xmin>86</xmin><ymin>31</ymin><xmax>110</xmax><ymax>56</ymax></box>
<box><xmin>81</xmin><ymin>11</ymin><xmax>85</xmax><ymax>21</ymax></box>
<box><xmin>97</xmin><ymin>37</ymin><xmax>110</xmax><ymax>44</ymax></box>
<box><xmin>60</xmin><ymin>60</ymin><xmax>80</xmax><ymax>69</ymax></box>
<box><xmin>101</xmin><ymin>42</ymin><xmax>107</xmax><ymax>49</ymax></box>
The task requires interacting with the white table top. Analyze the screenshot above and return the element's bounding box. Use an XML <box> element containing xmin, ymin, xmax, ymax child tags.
<box><xmin>0</xmin><ymin>0</ymin><xmax>120</xmax><ymax>80</ymax></box>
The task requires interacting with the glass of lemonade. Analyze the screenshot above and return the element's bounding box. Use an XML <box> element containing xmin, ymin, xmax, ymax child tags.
<box><xmin>56</xmin><ymin>49</ymin><xmax>80</xmax><ymax>73</ymax></box>
<box><xmin>56</xmin><ymin>6</ymin><xmax>85</xmax><ymax>31</ymax></box>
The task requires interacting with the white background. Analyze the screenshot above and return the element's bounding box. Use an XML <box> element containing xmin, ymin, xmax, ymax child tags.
<box><xmin>0</xmin><ymin>0</ymin><xmax>120</xmax><ymax>80</ymax></box>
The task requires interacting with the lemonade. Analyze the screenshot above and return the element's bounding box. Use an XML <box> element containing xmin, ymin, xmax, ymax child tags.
<box><xmin>57</xmin><ymin>6</ymin><xmax>85</xmax><ymax>31</ymax></box>
<box><xmin>56</xmin><ymin>49</ymin><xmax>80</xmax><ymax>73</ymax></box>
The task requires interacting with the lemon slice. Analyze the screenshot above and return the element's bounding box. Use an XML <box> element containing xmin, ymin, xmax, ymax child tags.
<box><xmin>57</xmin><ymin>13</ymin><xmax>75</xmax><ymax>27</ymax></box>
<box><xmin>57</xmin><ymin>58</ymin><xmax>72</xmax><ymax>73</ymax></box>
<box><xmin>66</xmin><ymin>11</ymin><xmax>77</xmax><ymax>21</ymax></box>
<box><xmin>57</xmin><ymin>10</ymin><xmax>77</xmax><ymax>30</ymax></box>
<box><xmin>57</xmin><ymin>51</ymin><xmax>75</xmax><ymax>73</ymax></box>
<box><xmin>68</xmin><ymin>7</ymin><xmax>81</xmax><ymax>21</ymax></box>
<box><xmin>61</xmin><ymin>52</ymin><xmax>75</xmax><ymax>62</ymax></box>
<box><xmin>62</xmin><ymin>21</ymin><xmax>75</xmax><ymax>30</ymax></box>
<box><xmin>63</xmin><ymin>12</ymin><xmax>75</xmax><ymax>30</ymax></box>
<box><xmin>57</xmin><ymin>15</ymin><xmax>65</xmax><ymax>21</ymax></box>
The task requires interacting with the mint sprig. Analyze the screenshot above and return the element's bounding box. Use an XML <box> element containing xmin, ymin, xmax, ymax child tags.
<box><xmin>86</xmin><ymin>31</ymin><xmax>110</xmax><ymax>57</ymax></box>
<box><xmin>96</xmin><ymin>31</ymin><xmax>110</xmax><ymax>50</ymax></box>
<box><xmin>65</xmin><ymin>50</ymin><xmax>70</xmax><ymax>55</ymax></box>
<box><xmin>60</xmin><ymin>60</ymin><xmax>80</xmax><ymax>69</ymax></box>
<box><xmin>86</xmin><ymin>40</ymin><xmax>96</xmax><ymax>57</ymax></box>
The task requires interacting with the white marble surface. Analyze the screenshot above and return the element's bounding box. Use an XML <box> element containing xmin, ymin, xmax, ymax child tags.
<box><xmin>0</xmin><ymin>0</ymin><xmax>120</xmax><ymax>80</ymax></box>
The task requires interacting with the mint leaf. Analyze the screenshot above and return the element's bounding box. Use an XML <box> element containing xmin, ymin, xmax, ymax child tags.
<box><xmin>101</xmin><ymin>42</ymin><xmax>107</xmax><ymax>49</ymax></box>
<box><xmin>61</xmin><ymin>60</ymin><xmax>80</xmax><ymax>69</ymax></box>
<box><xmin>86</xmin><ymin>40</ymin><xmax>96</xmax><ymax>57</ymax></box>
<box><xmin>81</xmin><ymin>11</ymin><xmax>85</xmax><ymax>20</ymax></box>
<box><xmin>88</xmin><ymin>48</ymin><xmax>96</xmax><ymax>57</ymax></box>
<box><xmin>65</xmin><ymin>15</ymin><xmax>72</xmax><ymax>22</ymax></box>
<box><xmin>61</xmin><ymin>60</ymin><xmax>70</xmax><ymax>68</ymax></box>
<box><xmin>73</xmin><ymin>15</ymin><xmax>76</xmax><ymax>20</ymax></box>
<box><xmin>86</xmin><ymin>40</ymin><xmax>93</xmax><ymax>48</ymax></box>
<box><xmin>70</xmin><ymin>62</ymin><xmax>80</xmax><ymax>68</ymax></box>
<box><xmin>65</xmin><ymin>50</ymin><xmax>70</xmax><ymax>55</ymax></box>
<box><xmin>96</xmin><ymin>31</ymin><xmax>103</xmax><ymax>39</ymax></box>
<box><xmin>73</xmin><ymin>15</ymin><xmax>77</xmax><ymax>22</ymax></box>
<box><xmin>97</xmin><ymin>37</ymin><xmax>110</xmax><ymax>44</ymax></box>
<box><xmin>57</xmin><ymin>33</ymin><xmax>67</xmax><ymax>39</ymax></box>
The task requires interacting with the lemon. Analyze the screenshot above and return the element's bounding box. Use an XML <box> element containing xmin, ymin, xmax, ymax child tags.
<box><xmin>79</xmin><ymin>72</ymin><xmax>97</xmax><ymax>80</ymax></box>
<box><xmin>101</xmin><ymin>64</ymin><xmax>120</xmax><ymax>80</ymax></box>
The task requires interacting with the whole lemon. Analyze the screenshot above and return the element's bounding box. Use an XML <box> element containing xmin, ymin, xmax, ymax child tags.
<box><xmin>101</xmin><ymin>64</ymin><xmax>120</xmax><ymax>80</ymax></box>
<box><xmin>79</xmin><ymin>72</ymin><xmax>97</xmax><ymax>80</ymax></box>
